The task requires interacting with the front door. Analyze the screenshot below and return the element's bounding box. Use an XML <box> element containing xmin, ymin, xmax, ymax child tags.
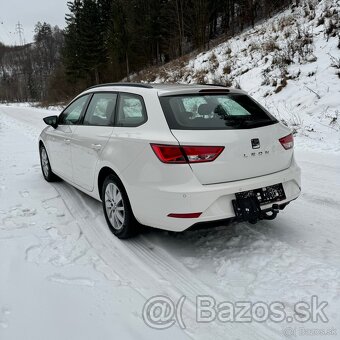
<box><xmin>47</xmin><ymin>94</ymin><xmax>90</xmax><ymax>181</ymax></box>
<box><xmin>71</xmin><ymin>92</ymin><xmax>117</xmax><ymax>191</ymax></box>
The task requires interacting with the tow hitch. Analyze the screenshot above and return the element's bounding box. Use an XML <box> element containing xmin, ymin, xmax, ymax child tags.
<box><xmin>232</xmin><ymin>197</ymin><xmax>280</xmax><ymax>224</ymax></box>
<box><xmin>232</xmin><ymin>183</ymin><xmax>287</xmax><ymax>224</ymax></box>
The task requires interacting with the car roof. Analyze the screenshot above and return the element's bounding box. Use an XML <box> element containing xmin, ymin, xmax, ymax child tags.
<box><xmin>85</xmin><ymin>83</ymin><xmax>246</xmax><ymax>96</ymax></box>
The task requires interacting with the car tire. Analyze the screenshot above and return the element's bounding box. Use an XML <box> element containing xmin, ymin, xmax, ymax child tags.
<box><xmin>40</xmin><ymin>145</ymin><xmax>60</xmax><ymax>182</ymax></box>
<box><xmin>102</xmin><ymin>174</ymin><xmax>138</xmax><ymax>239</ymax></box>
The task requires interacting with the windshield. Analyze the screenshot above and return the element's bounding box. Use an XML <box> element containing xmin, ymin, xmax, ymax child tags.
<box><xmin>159</xmin><ymin>93</ymin><xmax>277</xmax><ymax>130</ymax></box>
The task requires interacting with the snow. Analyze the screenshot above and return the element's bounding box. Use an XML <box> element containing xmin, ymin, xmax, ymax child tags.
<box><xmin>1</xmin><ymin>101</ymin><xmax>340</xmax><ymax>339</ymax></box>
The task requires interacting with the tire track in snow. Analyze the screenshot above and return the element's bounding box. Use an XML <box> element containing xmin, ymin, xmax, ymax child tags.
<box><xmin>53</xmin><ymin>181</ymin><xmax>281</xmax><ymax>340</ymax></box>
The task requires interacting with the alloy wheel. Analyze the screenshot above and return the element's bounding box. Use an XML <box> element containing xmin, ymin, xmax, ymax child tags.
<box><xmin>41</xmin><ymin>147</ymin><xmax>50</xmax><ymax>177</ymax></box>
<box><xmin>104</xmin><ymin>183</ymin><xmax>125</xmax><ymax>230</ymax></box>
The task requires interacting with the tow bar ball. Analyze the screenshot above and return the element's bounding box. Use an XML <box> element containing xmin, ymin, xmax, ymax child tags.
<box><xmin>253</xmin><ymin>204</ymin><xmax>284</xmax><ymax>224</ymax></box>
<box><xmin>261</xmin><ymin>204</ymin><xmax>280</xmax><ymax>221</ymax></box>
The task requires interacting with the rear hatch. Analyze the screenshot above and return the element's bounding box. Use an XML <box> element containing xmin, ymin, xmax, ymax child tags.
<box><xmin>159</xmin><ymin>91</ymin><xmax>293</xmax><ymax>185</ymax></box>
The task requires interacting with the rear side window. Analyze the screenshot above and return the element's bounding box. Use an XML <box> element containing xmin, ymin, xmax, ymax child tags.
<box><xmin>159</xmin><ymin>93</ymin><xmax>277</xmax><ymax>130</ymax></box>
<box><xmin>116</xmin><ymin>93</ymin><xmax>147</xmax><ymax>127</ymax></box>
<box><xmin>83</xmin><ymin>93</ymin><xmax>117</xmax><ymax>126</ymax></box>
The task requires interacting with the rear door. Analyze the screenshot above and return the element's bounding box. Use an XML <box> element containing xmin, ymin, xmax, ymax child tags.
<box><xmin>70</xmin><ymin>92</ymin><xmax>117</xmax><ymax>191</ymax></box>
<box><xmin>160</xmin><ymin>92</ymin><xmax>293</xmax><ymax>185</ymax></box>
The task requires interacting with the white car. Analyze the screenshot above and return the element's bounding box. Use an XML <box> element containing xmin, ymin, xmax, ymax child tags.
<box><xmin>39</xmin><ymin>83</ymin><xmax>301</xmax><ymax>238</ymax></box>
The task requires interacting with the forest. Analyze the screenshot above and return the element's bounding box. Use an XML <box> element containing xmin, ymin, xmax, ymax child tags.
<box><xmin>0</xmin><ymin>0</ymin><xmax>299</xmax><ymax>103</ymax></box>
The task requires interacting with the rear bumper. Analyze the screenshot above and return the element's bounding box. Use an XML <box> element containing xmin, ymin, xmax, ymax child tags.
<box><xmin>128</xmin><ymin>160</ymin><xmax>301</xmax><ymax>232</ymax></box>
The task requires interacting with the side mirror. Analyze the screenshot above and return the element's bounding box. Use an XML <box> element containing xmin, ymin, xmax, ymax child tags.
<box><xmin>43</xmin><ymin>115</ymin><xmax>58</xmax><ymax>129</ymax></box>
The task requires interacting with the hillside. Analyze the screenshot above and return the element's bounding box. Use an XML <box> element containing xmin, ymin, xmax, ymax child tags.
<box><xmin>134</xmin><ymin>0</ymin><xmax>340</xmax><ymax>152</ymax></box>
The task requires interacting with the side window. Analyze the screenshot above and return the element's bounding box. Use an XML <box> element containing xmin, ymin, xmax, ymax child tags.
<box><xmin>116</xmin><ymin>93</ymin><xmax>147</xmax><ymax>127</ymax></box>
<box><xmin>83</xmin><ymin>93</ymin><xmax>117</xmax><ymax>126</ymax></box>
<box><xmin>59</xmin><ymin>95</ymin><xmax>89</xmax><ymax>125</ymax></box>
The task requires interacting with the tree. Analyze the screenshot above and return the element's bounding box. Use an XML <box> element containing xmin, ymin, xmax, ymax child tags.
<box><xmin>63</xmin><ymin>0</ymin><xmax>112</xmax><ymax>84</ymax></box>
<box><xmin>0</xmin><ymin>0</ymin><xmax>296</xmax><ymax>103</ymax></box>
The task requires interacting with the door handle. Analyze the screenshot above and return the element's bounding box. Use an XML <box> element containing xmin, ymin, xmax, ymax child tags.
<box><xmin>91</xmin><ymin>144</ymin><xmax>102</xmax><ymax>151</ymax></box>
<box><xmin>64</xmin><ymin>139</ymin><xmax>71</xmax><ymax>144</ymax></box>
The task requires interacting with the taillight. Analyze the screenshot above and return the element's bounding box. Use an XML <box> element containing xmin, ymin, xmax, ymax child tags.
<box><xmin>151</xmin><ymin>144</ymin><xmax>186</xmax><ymax>163</ymax></box>
<box><xmin>151</xmin><ymin>144</ymin><xmax>224</xmax><ymax>164</ymax></box>
<box><xmin>182</xmin><ymin>146</ymin><xmax>224</xmax><ymax>163</ymax></box>
<box><xmin>279</xmin><ymin>134</ymin><xmax>294</xmax><ymax>150</ymax></box>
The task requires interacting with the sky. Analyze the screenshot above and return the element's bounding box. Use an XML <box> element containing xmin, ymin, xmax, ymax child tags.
<box><xmin>0</xmin><ymin>0</ymin><xmax>69</xmax><ymax>46</ymax></box>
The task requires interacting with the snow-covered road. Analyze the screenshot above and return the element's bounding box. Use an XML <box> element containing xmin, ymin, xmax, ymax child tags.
<box><xmin>1</xmin><ymin>104</ymin><xmax>340</xmax><ymax>340</ymax></box>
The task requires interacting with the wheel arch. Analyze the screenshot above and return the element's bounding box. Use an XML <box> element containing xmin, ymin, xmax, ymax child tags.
<box><xmin>98</xmin><ymin>166</ymin><xmax>124</xmax><ymax>200</ymax></box>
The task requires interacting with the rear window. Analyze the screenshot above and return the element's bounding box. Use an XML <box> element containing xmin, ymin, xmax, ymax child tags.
<box><xmin>159</xmin><ymin>93</ymin><xmax>277</xmax><ymax>130</ymax></box>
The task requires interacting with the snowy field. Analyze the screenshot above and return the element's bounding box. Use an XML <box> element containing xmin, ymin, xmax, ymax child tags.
<box><xmin>0</xmin><ymin>104</ymin><xmax>340</xmax><ymax>340</ymax></box>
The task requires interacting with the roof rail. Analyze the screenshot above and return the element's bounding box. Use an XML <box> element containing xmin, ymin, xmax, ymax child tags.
<box><xmin>86</xmin><ymin>82</ymin><xmax>153</xmax><ymax>90</ymax></box>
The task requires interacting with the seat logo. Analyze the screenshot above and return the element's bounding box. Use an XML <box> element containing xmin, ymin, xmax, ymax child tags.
<box><xmin>251</xmin><ymin>138</ymin><xmax>260</xmax><ymax>149</ymax></box>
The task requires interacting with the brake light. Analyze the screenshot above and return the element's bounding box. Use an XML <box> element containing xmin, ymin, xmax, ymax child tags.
<box><xmin>279</xmin><ymin>134</ymin><xmax>294</xmax><ymax>150</ymax></box>
<box><xmin>151</xmin><ymin>144</ymin><xmax>224</xmax><ymax>164</ymax></box>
